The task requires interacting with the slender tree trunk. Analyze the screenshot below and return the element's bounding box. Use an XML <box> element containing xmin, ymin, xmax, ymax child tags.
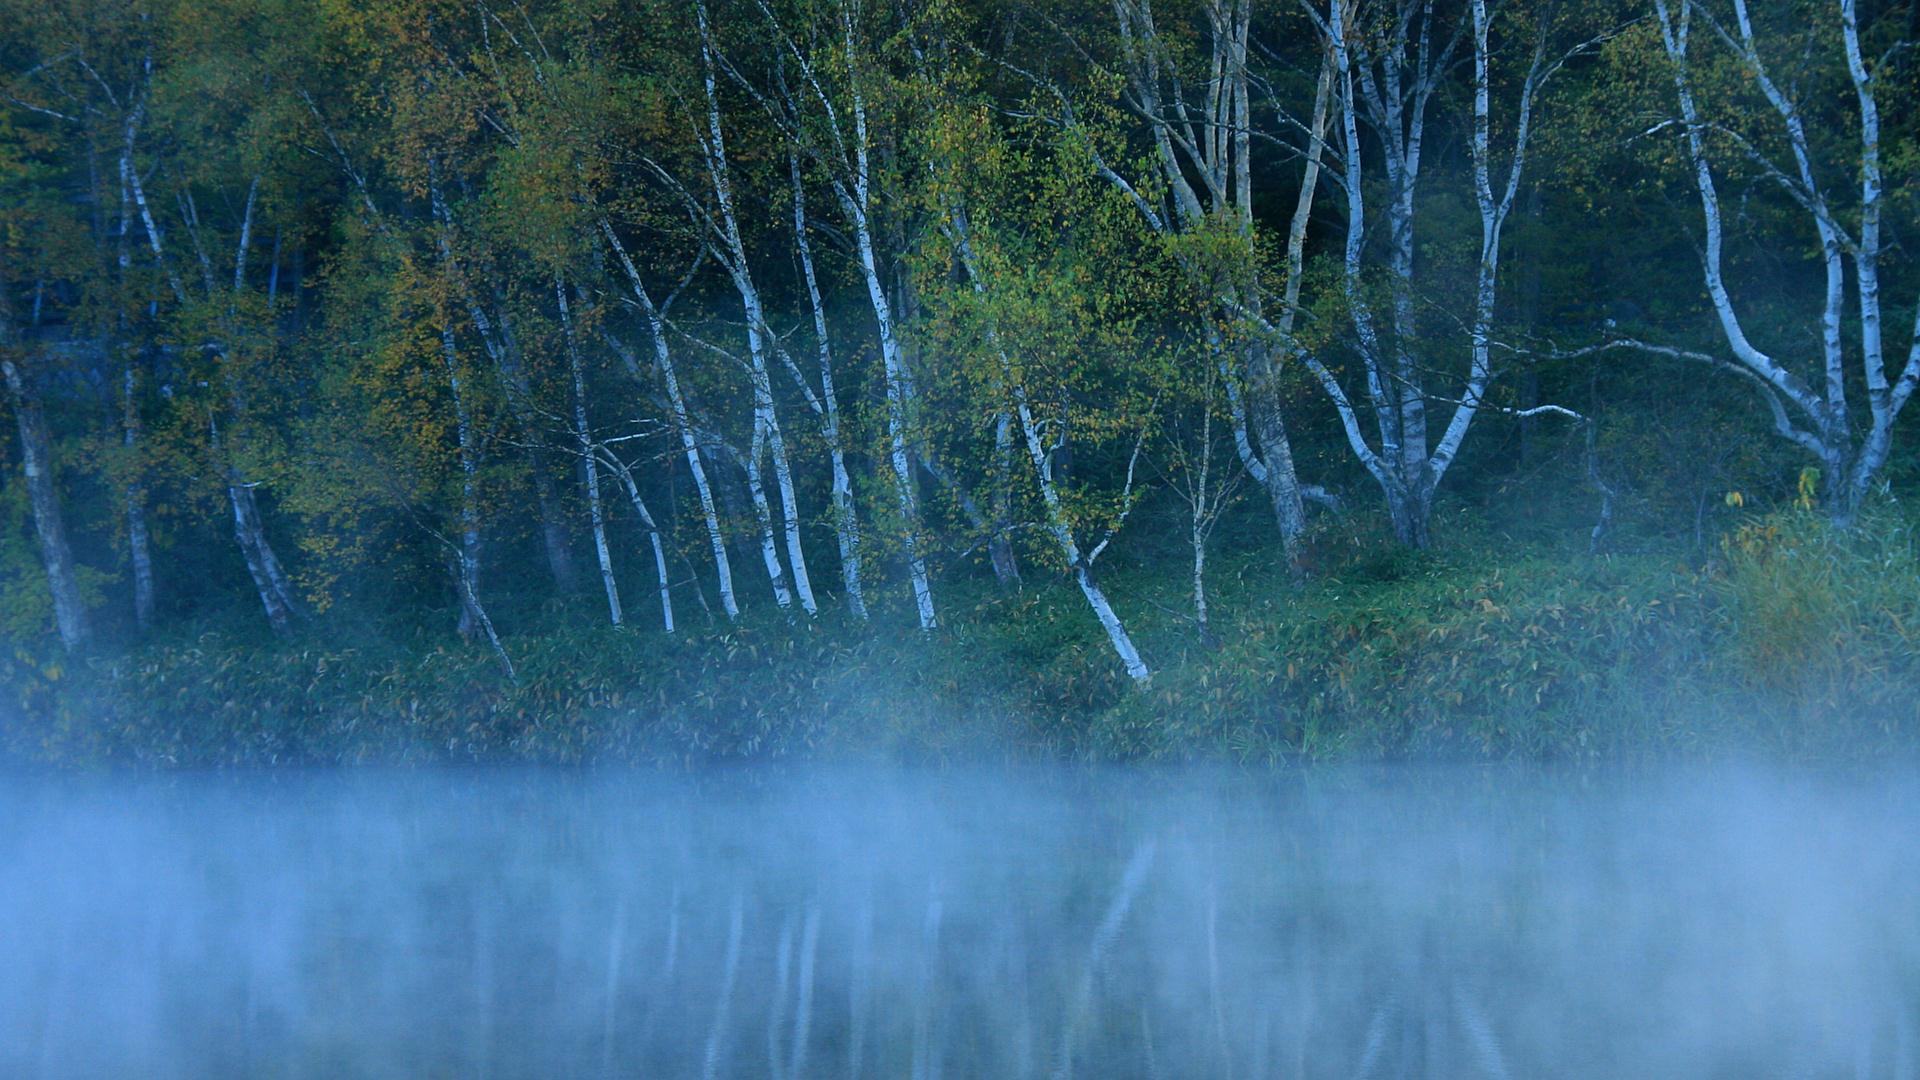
<box><xmin>601</xmin><ymin>221</ymin><xmax>740</xmax><ymax>620</ymax></box>
<box><xmin>557</xmin><ymin>279</ymin><xmax>622</xmax><ymax>626</ymax></box>
<box><xmin>117</xmin><ymin>357</ymin><xmax>154</xmax><ymax>626</ymax></box>
<box><xmin>115</xmin><ymin>151</ymin><xmax>155</xmax><ymax>629</ymax></box>
<box><xmin>440</xmin><ymin>326</ymin><xmax>485</xmax><ymax>638</ymax></box>
<box><xmin>1014</xmin><ymin>395</ymin><xmax>1149</xmax><ymax>685</ymax></box>
<box><xmin>1105</xmin><ymin>2</ymin><xmax>1321</xmax><ymax>560</ymax></box>
<box><xmin>844</xmin><ymin>55</ymin><xmax>937</xmax><ymax>629</ymax></box>
<box><xmin>695</xmin><ymin>16</ymin><xmax>817</xmax><ymax>616</ymax></box>
<box><xmin>456</xmin><ymin>556</ymin><xmax>516</xmax><ymax>684</ymax></box>
<box><xmin>226</xmin><ymin>472</ymin><xmax>299</xmax><ymax>632</ymax></box>
<box><xmin>1</xmin><ymin>357</ymin><xmax>91</xmax><ymax>650</ymax></box>
<box><xmin>1240</xmin><ymin>335</ymin><xmax>1309</xmax><ymax>556</ymax></box>
<box><xmin>747</xmin><ymin>415</ymin><xmax>795</xmax><ymax>611</ymax></box>
<box><xmin>120</xmin><ymin>367</ymin><xmax>155</xmax><ymax>631</ymax></box>
<box><xmin>1190</xmin><ymin>375</ymin><xmax>1220</xmax><ymax>644</ymax></box>
<box><xmin>604</xmin><ymin>453</ymin><xmax>676</xmax><ymax>634</ymax></box>
<box><xmin>790</xmin><ymin>152</ymin><xmax>869</xmax><ymax>619</ymax></box>
<box><xmin>610</xmin><ymin>447</ymin><xmax>687</xmax><ymax>630</ymax></box>
<box><xmin>783</xmin><ymin>6</ymin><xmax>939</xmax><ymax>626</ymax></box>
<box><xmin>947</xmin><ymin>213</ymin><xmax>1149</xmax><ymax>681</ymax></box>
<box><xmin>989</xmin><ymin>412</ymin><xmax>1021</xmax><ymax>586</ymax></box>
<box><xmin>128</xmin><ymin>155</ymin><xmax>299</xmax><ymax>626</ymax></box>
<box><xmin>757</xmin><ymin>353</ymin><xmax>813</xmax><ymax>614</ymax></box>
<box><xmin>222</xmin><ymin>181</ymin><xmax>304</xmax><ymax>622</ymax></box>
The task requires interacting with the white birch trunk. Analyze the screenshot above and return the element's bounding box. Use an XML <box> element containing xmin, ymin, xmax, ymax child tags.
<box><xmin>1312</xmin><ymin>0</ymin><xmax>1548</xmax><ymax>547</ymax></box>
<box><xmin>842</xmin><ymin>21</ymin><xmax>938</xmax><ymax>629</ymax></box>
<box><xmin>115</xmin><ymin>153</ymin><xmax>155</xmax><ymax>629</ymax></box>
<box><xmin>778</xmin><ymin>2</ymin><xmax>938</xmax><ymax>625</ymax></box>
<box><xmin>1650</xmin><ymin>0</ymin><xmax>1920</xmax><ymax>520</ymax></box>
<box><xmin>557</xmin><ymin>278</ymin><xmax>623</xmax><ymax>626</ymax></box>
<box><xmin>439</xmin><ymin>326</ymin><xmax>485</xmax><ymax>638</ymax></box>
<box><xmin>601</xmin><ymin>219</ymin><xmax>740</xmax><ymax>620</ymax></box>
<box><xmin>789</xmin><ymin>152</ymin><xmax>868</xmax><ymax>619</ymax></box>
<box><xmin>747</xmin><ymin>414</ymin><xmax>795</xmax><ymax>611</ymax></box>
<box><xmin>1109</xmin><ymin>0</ymin><xmax>1316</xmax><ymax>557</ymax></box>
<box><xmin>601</xmin><ymin>450</ymin><xmax>676</xmax><ymax>634</ymax></box>
<box><xmin>697</xmin><ymin>7</ymin><xmax>817</xmax><ymax>617</ymax></box>
<box><xmin>1</xmin><ymin>353</ymin><xmax>92</xmax><ymax>650</ymax></box>
<box><xmin>947</xmin><ymin>213</ymin><xmax>1150</xmax><ymax>682</ymax></box>
<box><xmin>128</xmin><ymin>153</ymin><xmax>299</xmax><ymax>625</ymax></box>
<box><xmin>1014</xmin><ymin>407</ymin><xmax>1149</xmax><ymax>681</ymax></box>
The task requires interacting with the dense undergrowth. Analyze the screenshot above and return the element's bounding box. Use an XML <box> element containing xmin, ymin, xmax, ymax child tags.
<box><xmin>5</xmin><ymin>506</ymin><xmax>1919</xmax><ymax>767</ymax></box>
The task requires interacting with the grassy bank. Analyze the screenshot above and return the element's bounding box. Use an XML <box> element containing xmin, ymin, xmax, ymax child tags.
<box><xmin>5</xmin><ymin>508</ymin><xmax>1919</xmax><ymax>767</ymax></box>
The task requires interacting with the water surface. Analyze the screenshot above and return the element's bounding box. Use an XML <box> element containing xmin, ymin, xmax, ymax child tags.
<box><xmin>2</xmin><ymin>766</ymin><xmax>1915</xmax><ymax>1078</ymax></box>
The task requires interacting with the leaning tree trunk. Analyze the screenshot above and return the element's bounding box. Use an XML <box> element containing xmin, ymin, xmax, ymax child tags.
<box><xmin>1013</xmin><ymin>393</ymin><xmax>1150</xmax><ymax>683</ymax></box>
<box><xmin>601</xmin><ymin>220</ymin><xmax>740</xmax><ymax>621</ymax></box>
<box><xmin>695</xmin><ymin>19</ymin><xmax>817</xmax><ymax>617</ymax></box>
<box><xmin>127</xmin><ymin>157</ymin><xmax>300</xmax><ymax>627</ymax></box>
<box><xmin>946</xmin><ymin>210</ymin><xmax>1150</xmax><ymax>682</ymax></box>
<box><xmin>846</xmin><ymin>75</ymin><xmax>937</xmax><ymax>630</ymax></box>
<box><xmin>439</xmin><ymin>326</ymin><xmax>486</xmax><ymax>639</ymax></box>
<box><xmin>225</xmin><ymin>471</ymin><xmax>300</xmax><ymax>632</ymax></box>
<box><xmin>790</xmin><ymin>152</ymin><xmax>869</xmax><ymax>619</ymax></box>
<box><xmin>114</xmin><ymin>155</ymin><xmax>156</xmax><ymax>629</ymax></box>
<box><xmin>557</xmin><ymin>278</ymin><xmax>623</xmax><ymax>626</ymax></box>
<box><xmin>602</xmin><ymin>451</ymin><xmax>676</xmax><ymax>634</ymax></box>
<box><xmin>2</xmin><ymin>358</ymin><xmax>92</xmax><ymax>650</ymax></box>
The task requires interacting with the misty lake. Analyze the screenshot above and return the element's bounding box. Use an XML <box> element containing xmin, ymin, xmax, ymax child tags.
<box><xmin>2</xmin><ymin>766</ymin><xmax>1916</xmax><ymax>1079</ymax></box>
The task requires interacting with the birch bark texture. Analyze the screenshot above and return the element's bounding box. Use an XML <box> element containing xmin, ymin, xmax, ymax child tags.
<box><xmin>0</xmin><ymin>353</ymin><xmax>92</xmax><ymax>650</ymax></box>
<box><xmin>761</xmin><ymin>0</ymin><xmax>939</xmax><ymax>628</ymax></box>
<box><xmin>1303</xmin><ymin>0</ymin><xmax>1570</xmax><ymax>547</ymax></box>
<box><xmin>1650</xmin><ymin>0</ymin><xmax>1920</xmax><ymax>520</ymax></box>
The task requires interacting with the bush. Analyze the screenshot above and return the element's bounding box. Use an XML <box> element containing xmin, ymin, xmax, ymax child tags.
<box><xmin>5</xmin><ymin>509</ymin><xmax>1919</xmax><ymax>768</ymax></box>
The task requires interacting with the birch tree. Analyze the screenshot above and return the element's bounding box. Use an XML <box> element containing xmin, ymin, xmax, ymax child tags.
<box><xmin>0</xmin><ymin>288</ymin><xmax>92</xmax><ymax>650</ymax></box>
<box><xmin>117</xmin><ymin>0</ymin><xmax>321</xmax><ymax>629</ymax></box>
<box><xmin>1094</xmin><ymin>0</ymin><xmax>1326</xmax><ymax>562</ymax></box>
<box><xmin>922</xmin><ymin>105</ymin><xmax>1159</xmax><ymax>683</ymax></box>
<box><xmin>757</xmin><ymin>0</ymin><xmax>940</xmax><ymax>629</ymax></box>
<box><xmin>432</xmin><ymin>3</ymin><xmax>745</xmax><ymax>622</ymax></box>
<box><xmin>1305</xmin><ymin>0</ymin><xmax>1586</xmax><ymax>547</ymax></box>
<box><xmin>599</xmin><ymin>222</ymin><xmax>742</xmax><ymax>621</ymax></box>
<box><xmin>3</xmin><ymin>6</ymin><xmax>166</xmax><ymax>631</ymax></box>
<box><xmin>1642</xmin><ymin>0</ymin><xmax>1920</xmax><ymax>520</ymax></box>
<box><xmin>556</xmin><ymin>277</ymin><xmax>623</xmax><ymax>625</ymax></box>
<box><xmin>429</xmin><ymin>171</ymin><xmax>493</xmax><ymax>638</ymax></box>
<box><xmin>686</xmin><ymin>1</ymin><xmax>819</xmax><ymax>616</ymax></box>
<box><xmin>788</xmin><ymin>149</ymin><xmax>868</xmax><ymax>619</ymax></box>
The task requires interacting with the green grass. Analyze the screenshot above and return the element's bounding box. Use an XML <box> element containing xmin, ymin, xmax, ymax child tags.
<box><xmin>6</xmin><ymin>506</ymin><xmax>1920</xmax><ymax>767</ymax></box>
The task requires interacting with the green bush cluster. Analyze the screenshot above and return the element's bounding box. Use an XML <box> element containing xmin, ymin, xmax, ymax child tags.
<box><xmin>6</xmin><ymin>509</ymin><xmax>1919</xmax><ymax>768</ymax></box>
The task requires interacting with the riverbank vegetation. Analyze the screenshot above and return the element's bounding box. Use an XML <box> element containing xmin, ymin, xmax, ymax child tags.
<box><xmin>1</xmin><ymin>0</ymin><xmax>1917</xmax><ymax>764</ymax></box>
<box><xmin>9</xmin><ymin>503</ymin><xmax>1919</xmax><ymax>765</ymax></box>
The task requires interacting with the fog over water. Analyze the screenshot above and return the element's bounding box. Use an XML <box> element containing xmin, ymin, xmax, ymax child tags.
<box><xmin>2</xmin><ymin>766</ymin><xmax>1917</xmax><ymax>1078</ymax></box>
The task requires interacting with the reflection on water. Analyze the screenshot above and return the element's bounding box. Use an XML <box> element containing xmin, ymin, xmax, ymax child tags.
<box><xmin>1</xmin><ymin>766</ymin><xmax>1916</xmax><ymax>1078</ymax></box>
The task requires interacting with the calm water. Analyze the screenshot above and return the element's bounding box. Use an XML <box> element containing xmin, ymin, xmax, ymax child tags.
<box><xmin>1</xmin><ymin>766</ymin><xmax>1916</xmax><ymax>1078</ymax></box>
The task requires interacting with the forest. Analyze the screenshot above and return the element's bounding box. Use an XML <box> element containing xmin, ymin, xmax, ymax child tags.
<box><xmin>1</xmin><ymin>0</ymin><xmax>1918</xmax><ymax>765</ymax></box>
